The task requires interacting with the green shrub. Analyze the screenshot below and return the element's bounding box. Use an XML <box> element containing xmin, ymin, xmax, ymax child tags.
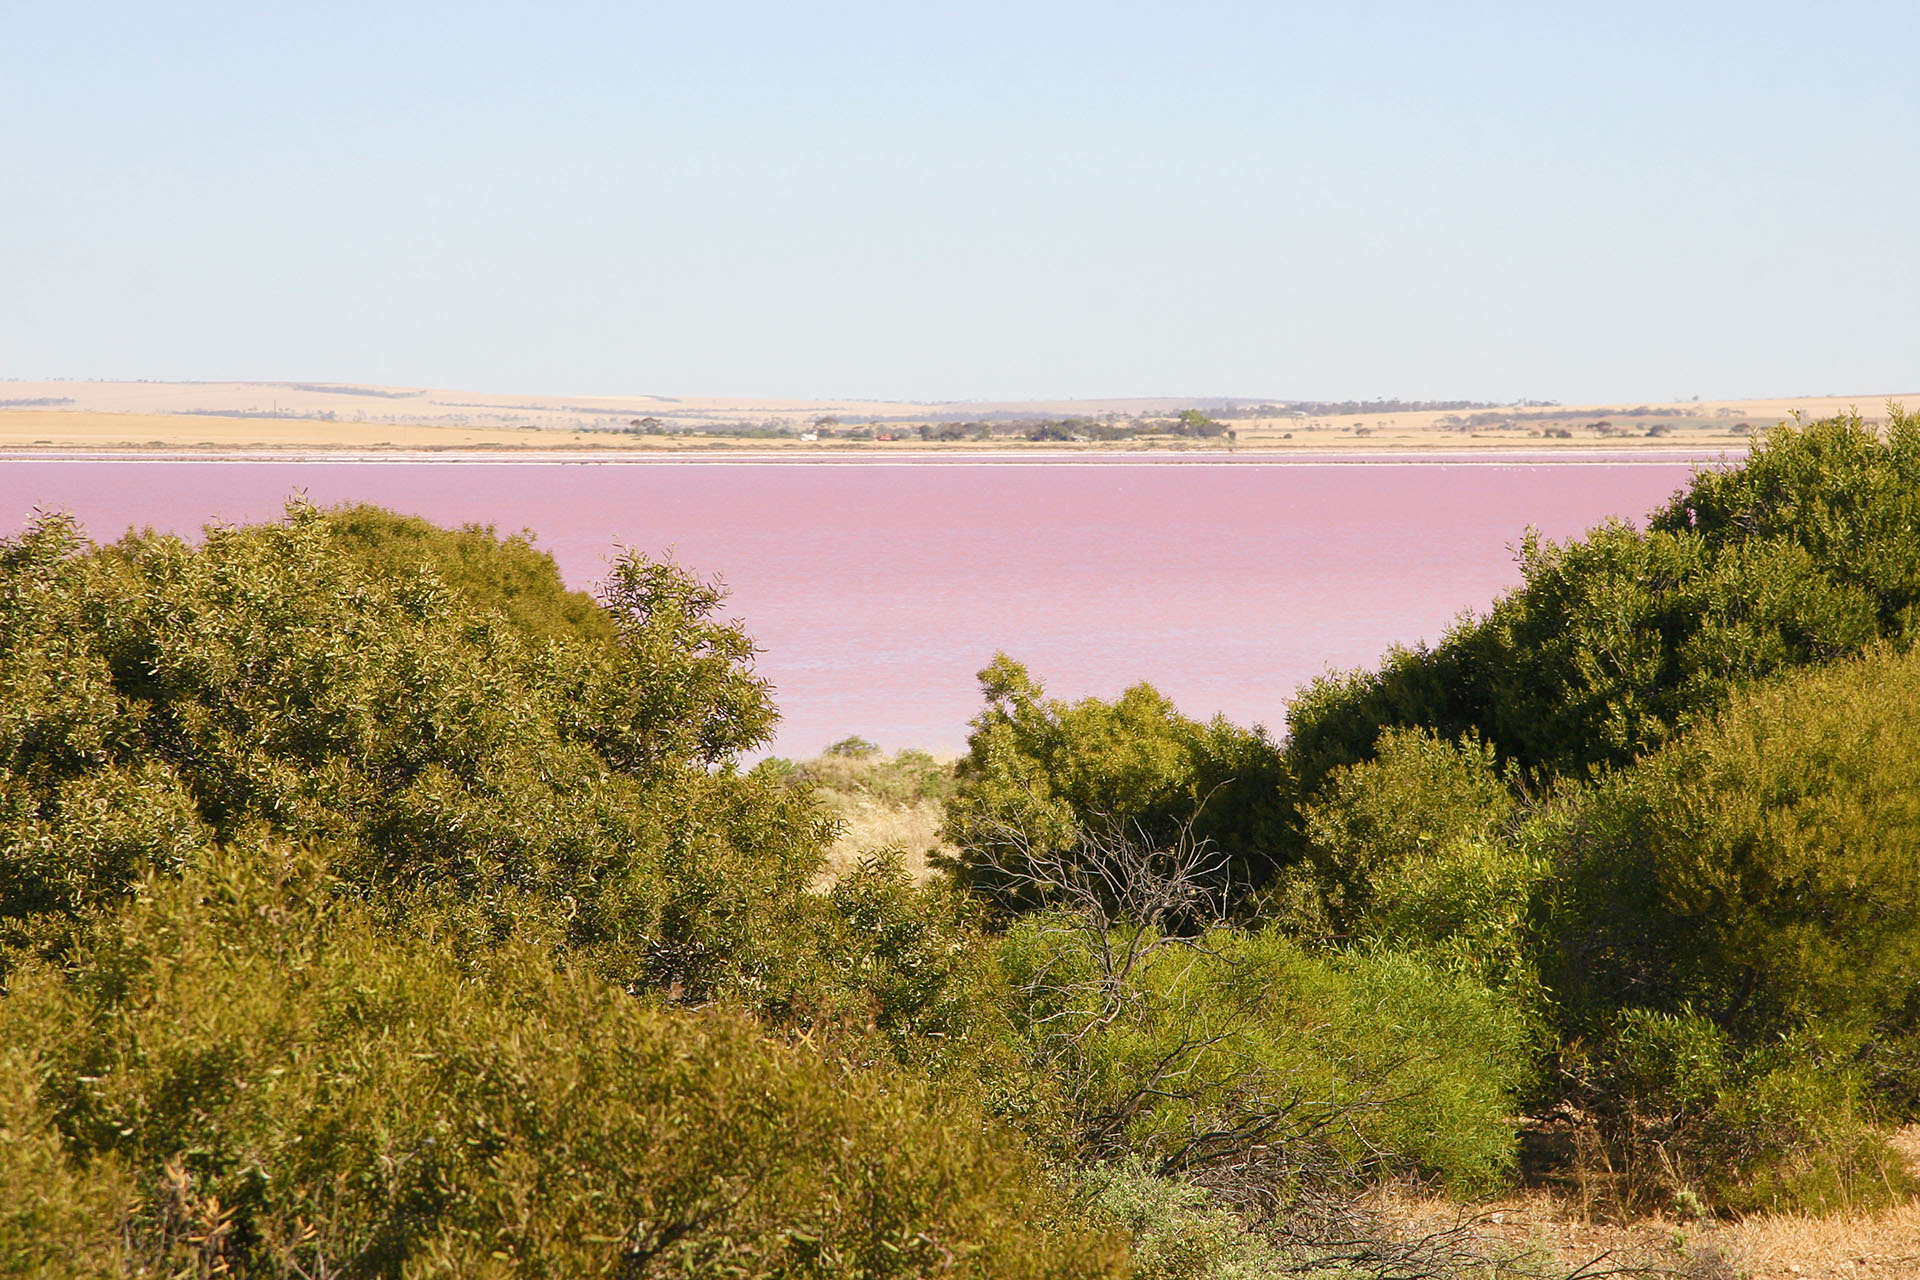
<box><xmin>1356</xmin><ymin>836</ymin><xmax>1550</xmax><ymax>998</ymax></box>
<box><xmin>0</xmin><ymin>501</ymin><xmax>832</xmax><ymax>1001</ymax></box>
<box><xmin>944</xmin><ymin>655</ymin><xmax>1291</xmax><ymax>908</ymax></box>
<box><xmin>1710</xmin><ymin>1047</ymin><xmax>1912</xmax><ymax>1215</ymax></box>
<box><xmin>791</xmin><ymin>851</ymin><xmax>1004</xmax><ymax>1072</ymax></box>
<box><xmin>1568</xmin><ymin>1009</ymin><xmax>1914</xmax><ymax>1216</ymax></box>
<box><xmin>319</xmin><ymin>502</ymin><xmax>617</xmax><ymax>647</ymax></box>
<box><xmin>1294</xmin><ymin>728</ymin><xmax>1507</xmax><ymax>909</ymax></box>
<box><xmin>1281</xmin><ymin>640</ymin><xmax>1482</xmax><ymax>818</ymax></box>
<box><xmin>0</xmin><ymin>1041</ymin><xmax>136</xmax><ymax>1278</ymax></box>
<box><xmin>1320</xmin><ymin>946</ymin><xmax>1537</xmax><ymax>1188</ymax></box>
<box><xmin>1530</xmin><ymin>646</ymin><xmax>1920</xmax><ymax>1215</ymax></box>
<box><xmin>1073</xmin><ymin>1162</ymin><xmax>1281</xmax><ymax>1280</ymax></box>
<box><xmin>1550</xmin><ymin>645</ymin><xmax>1920</xmax><ymax>1048</ymax></box>
<box><xmin>1650</xmin><ymin>406</ymin><xmax>1920</xmax><ymax>636</ymax></box>
<box><xmin>1483</xmin><ymin>524</ymin><xmax>1878</xmax><ymax>774</ymax></box>
<box><xmin>0</xmin><ymin>843</ymin><xmax>1126</xmax><ymax>1279</ymax></box>
<box><xmin>1593</xmin><ymin>1007</ymin><xmax>1732</xmax><ymax>1123</ymax></box>
<box><xmin>1284</xmin><ymin>411</ymin><xmax>1919</xmax><ymax>796</ymax></box>
<box><xmin>998</xmin><ymin>920</ymin><xmax>1530</xmax><ymax>1194</ymax></box>
<box><xmin>1266</xmin><ymin>728</ymin><xmax>1551</xmax><ymax>1009</ymax></box>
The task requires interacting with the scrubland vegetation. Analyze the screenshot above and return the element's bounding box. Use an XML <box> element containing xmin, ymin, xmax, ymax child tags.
<box><xmin>3</xmin><ymin>410</ymin><xmax>1918</xmax><ymax>1277</ymax></box>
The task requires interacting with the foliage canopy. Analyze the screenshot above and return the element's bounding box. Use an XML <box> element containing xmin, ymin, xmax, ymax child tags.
<box><xmin>942</xmin><ymin>654</ymin><xmax>1290</xmax><ymax>909</ymax></box>
<box><xmin>0</xmin><ymin>499</ymin><xmax>821</xmax><ymax>1000</ymax></box>
<box><xmin>1286</xmin><ymin>410</ymin><xmax>1920</xmax><ymax>791</ymax></box>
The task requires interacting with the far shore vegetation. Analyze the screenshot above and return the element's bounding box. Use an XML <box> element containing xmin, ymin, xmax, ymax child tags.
<box><xmin>3</xmin><ymin>390</ymin><xmax>1907</xmax><ymax>456</ymax></box>
<box><xmin>4</xmin><ymin>408</ymin><xmax>1919</xmax><ymax>1277</ymax></box>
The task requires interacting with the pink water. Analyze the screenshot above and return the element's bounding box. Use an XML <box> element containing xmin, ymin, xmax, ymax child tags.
<box><xmin>0</xmin><ymin>458</ymin><xmax>1710</xmax><ymax>757</ymax></box>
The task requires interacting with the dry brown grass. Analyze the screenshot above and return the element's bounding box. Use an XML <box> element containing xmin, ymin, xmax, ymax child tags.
<box><xmin>1383</xmin><ymin>1128</ymin><xmax>1920</xmax><ymax>1279</ymax></box>
<box><xmin>787</xmin><ymin>746</ymin><xmax>957</xmax><ymax>888</ymax></box>
<box><xmin>1711</xmin><ymin>1128</ymin><xmax>1920</xmax><ymax>1280</ymax></box>
<box><xmin>1720</xmin><ymin>1200</ymin><xmax>1920</xmax><ymax>1280</ymax></box>
<box><xmin>814</xmin><ymin>791</ymin><xmax>949</xmax><ymax>885</ymax></box>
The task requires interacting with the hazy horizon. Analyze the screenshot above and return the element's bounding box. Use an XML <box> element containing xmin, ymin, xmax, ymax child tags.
<box><xmin>6</xmin><ymin>376</ymin><xmax>1911</xmax><ymax>410</ymax></box>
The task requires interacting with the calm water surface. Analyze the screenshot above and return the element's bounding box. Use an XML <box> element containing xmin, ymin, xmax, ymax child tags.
<box><xmin>0</xmin><ymin>458</ymin><xmax>1711</xmax><ymax>757</ymax></box>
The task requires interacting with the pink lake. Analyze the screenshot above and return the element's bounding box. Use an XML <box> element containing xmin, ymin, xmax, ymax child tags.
<box><xmin>0</xmin><ymin>456</ymin><xmax>1716</xmax><ymax>758</ymax></box>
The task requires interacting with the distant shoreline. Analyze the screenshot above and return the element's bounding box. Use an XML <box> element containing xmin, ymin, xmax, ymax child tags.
<box><xmin>0</xmin><ymin>445</ymin><xmax>1745</xmax><ymax>466</ymax></box>
<box><xmin>1</xmin><ymin>387</ymin><xmax>1899</xmax><ymax>462</ymax></box>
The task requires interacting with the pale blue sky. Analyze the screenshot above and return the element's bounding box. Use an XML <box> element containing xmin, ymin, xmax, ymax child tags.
<box><xmin>3</xmin><ymin>2</ymin><xmax>1915</xmax><ymax>403</ymax></box>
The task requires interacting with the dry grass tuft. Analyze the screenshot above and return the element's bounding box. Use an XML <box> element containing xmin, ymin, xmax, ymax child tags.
<box><xmin>816</xmin><ymin>792</ymin><xmax>949</xmax><ymax>884</ymax></box>
<box><xmin>1382</xmin><ymin>1127</ymin><xmax>1920</xmax><ymax>1279</ymax></box>
<box><xmin>785</xmin><ymin>744</ymin><xmax>956</xmax><ymax>886</ymax></box>
<box><xmin>1716</xmin><ymin>1128</ymin><xmax>1920</xmax><ymax>1279</ymax></box>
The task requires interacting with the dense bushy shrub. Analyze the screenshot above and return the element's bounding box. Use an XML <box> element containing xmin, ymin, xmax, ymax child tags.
<box><xmin>1280</xmin><ymin>641</ymin><xmax>1480</xmax><ymax>813</ymax></box>
<box><xmin>1262</xmin><ymin>416</ymin><xmax>1920</xmax><ymax>1219</ymax></box>
<box><xmin>0</xmin><ymin>844</ymin><xmax>1124</xmax><ymax>1278</ymax></box>
<box><xmin>1471</xmin><ymin>523</ymin><xmax>1876</xmax><ymax>774</ymax></box>
<box><xmin>1280</xmin><ymin>728</ymin><xmax>1550</xmax><ymax>1002</ymax></box>
<box><xmin>0</xmin><ymin>501</ymin><xmax>828</xmax><ymax>999</ymax></box>
<box><xmin>1075</xmin><ymin>1162</ymin><xmax>1275</xmax><ymax>1280</ymax></box>
<box><xmin>797</xmin><ymin>851</ymin><xmax>1004</xmax><ymax>1072</ymax></box>
<box><xmin>1649</xmin><ymin>407</ymin><xmax>1920</xmax><ymax>633</ymax></box>
<box><xmin>998</xmin><ymin>919</ymin><xmax>1531</xmax><ymax>1194</ymax></box>
<box><xmin>1549</xmin><ymin>644</ymin><xmax>1920</xmax><ymax>1048</ymax></box>
<box><xmin>1302</xmin><ymin>730</ymin><xmax>1513</xmax><ymax>883</ymax></box>
<box><xmin>321</xmin><ymin>502</ymin><xmax>616</xmax><ymax>646</ymax></box>
<box><xmin>1564</xmin><ymin>1008</ymin><xmax>1914</xmax><ymax>1216</ymax></box>
<box><xmin>1285</xmin><ymin>411</ymin><xmax>1919</xmax><ymax>794</ymax></box>
<box><xmin>1517</xmin><ymin>645</ymin><xmax>1920</xmax><ymax>1214</ymax></box>
<box><xmin>944</xmin><ymin>654</ymin><xmax>1291</xmax><ymax>908</ymax></box>
<box><xmin>0</xmin><ymin>1042</ymin><xmax>135</xmax><ymax>1277</ymax></box>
